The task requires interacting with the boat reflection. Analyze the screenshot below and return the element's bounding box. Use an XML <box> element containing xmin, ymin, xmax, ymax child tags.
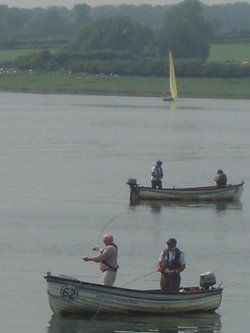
<box><xmin>131</xmin><ymin>199</ymin><xmax>242</xmax><ymax>213</ymax></box>
<box><xmin>48</xmin><ymin>312</ymin><xmax>221</xmax><ymax>333</ymax></box>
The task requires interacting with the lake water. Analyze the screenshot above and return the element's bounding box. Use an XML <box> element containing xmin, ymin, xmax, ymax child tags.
<box><xmin>0</xmin><ymin>92</ymin><xmax>249</xmax><ymax>333</ymax></box>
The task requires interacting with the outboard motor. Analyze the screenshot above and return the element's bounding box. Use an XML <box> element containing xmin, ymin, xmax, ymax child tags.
<box><xmin>126</xmin><ymin>178</ymin><xmax>137</xmax><ymax>186</ymax></box>
<box><xmin>200</xmin><ymin>272</ymin><xmax>216</xmax><ymax>290</ymax></box>
<box><xmin>126</xmin><ymin>178</ymin><xmax>139</xmax><ymax>204</ymax></box>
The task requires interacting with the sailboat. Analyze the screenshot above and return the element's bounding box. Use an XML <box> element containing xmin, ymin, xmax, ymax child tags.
<box><xmin>163</xmin><ymin>49</ymin><xmax>178</xmax><ymax>101</ymax></box>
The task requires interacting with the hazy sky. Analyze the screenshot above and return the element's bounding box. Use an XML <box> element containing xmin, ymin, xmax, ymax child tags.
<box><xmin>0</xmin><ymin>0</ymin><xmax>249</xmax><ymax>9</ymax></box>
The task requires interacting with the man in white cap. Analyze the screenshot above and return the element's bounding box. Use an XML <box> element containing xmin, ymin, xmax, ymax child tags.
<box><xmin>151</xmin><ymin>160</ymin><xmax>164</xmax><ymax>189</ymax></box>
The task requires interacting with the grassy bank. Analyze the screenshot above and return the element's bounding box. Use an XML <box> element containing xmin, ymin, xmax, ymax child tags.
<box><xmin>0</xmin><ymin>71</ymin><xmax>250</xmax><ymax>99</ymax></box>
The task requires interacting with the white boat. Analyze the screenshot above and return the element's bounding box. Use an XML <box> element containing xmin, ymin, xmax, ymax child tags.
<box><xmin>44</xmin><ymin>272</ymin><xmax>222</xmax><ymax>315</ymax></box>
<box><xmin>127</xmin><ymin>179</ymin><xmax>244</xmax><ymax>203</ymax></box>
<box><xmin>163</xmin><ymin>49</ymin><xmax>178</xmax><ymax>101</ymax></box>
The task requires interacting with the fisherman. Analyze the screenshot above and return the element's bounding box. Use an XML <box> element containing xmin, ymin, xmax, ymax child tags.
<box><xmin>151</xmin><ymin>160</ymin><xmax>164</xmax><ymax>189</ymax></box>
<box><xmin>83</xmin><ymin>234</ymin><xmax>119</xmax><ymax>286</ymax></box>
<box><xmin>157</xmin><ymin>238</ymin><xmax>185</xmax><ymax>293</ymax></box>
<box><xmin>213</xmin><ymin>169</ymin><xmax>227</xmax><ymax>188</ymax></box>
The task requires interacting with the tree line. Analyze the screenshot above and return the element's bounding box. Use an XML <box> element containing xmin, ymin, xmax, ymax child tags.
<box><xmin>1</xmin><ymin>1</ymin><xmax>250</xmax><ymax>37</ymax></box>
<box><xmin>2</xmin><ymin>0</ymin><xmax>215</xmax><ymax>60</ymax></box>
<box><xmin>1</xmin><ymin>0</ymin><xmax>250</xmax><ymax>78</ymax></box>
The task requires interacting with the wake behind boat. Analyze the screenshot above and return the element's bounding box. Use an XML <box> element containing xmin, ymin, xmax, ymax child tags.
<box><xmin>127</xmin><ymin>178</ymin><xmax>244</xmax><ymax>203</ymax></box>
<box><xmin>44</xmin><ymin>272</ymin><xmax>222</xmax><ymax>315</ymax></box>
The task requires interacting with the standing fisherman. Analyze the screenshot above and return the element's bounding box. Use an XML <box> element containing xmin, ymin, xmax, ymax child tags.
<box><xmin>83</xmin><ymin>234</ymin><xmax>119</xmax><ymax>286</ymax></box>
<box><xmin>157</xmin><ymin>238</ymin><xmax>185</xmax><ymax>293</ymax></box>
<box><xmin>151</xmin><ymin>160</ymin><xmax>164</xmax><ymax>189</ymax></box>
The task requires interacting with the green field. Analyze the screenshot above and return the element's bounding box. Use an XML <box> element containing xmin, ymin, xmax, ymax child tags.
<box><xmin>0</xmin><ymin>71</ymin><xmax>249</xmax><ymax>99</ymax></box>
<box><xmin>0</xmin><ymin>42</ymin><xmax>250</xmax><ymax>98</ymax></box>
<box><xmin>0</xmin><ymin>48</ymin><xmax>59</xmax><ymax>62</ymax></box>
<box><xmin>0</xmin><ymin>49</ymin><xmax>41</xmax><ymax>62</ymax></box>
<box><xmin>0</xmin><ymin>43</ymin><xmax>250</xmax><ymax>63</ymax></box>
<box><xmin>209</xmin><ymin>43</ymin><xmax>250</xmax><ymax>62</ymax></box>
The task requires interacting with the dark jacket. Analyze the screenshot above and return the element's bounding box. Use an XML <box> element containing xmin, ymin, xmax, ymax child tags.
<box><xmin>216</xmin><ymin>173</ymin><xmax>227</xmax><ymax>188</ymax></box>
<box><xmin>161</xmin><ymin>247</ymin><xmax>182</xmax><ymax>273</ymax></box>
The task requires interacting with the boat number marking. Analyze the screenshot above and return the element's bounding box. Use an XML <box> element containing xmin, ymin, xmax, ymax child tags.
<box><xmin>60</xmin><ymin>285</ymin><xmax>78</xmax><ymax>301</ymax></box>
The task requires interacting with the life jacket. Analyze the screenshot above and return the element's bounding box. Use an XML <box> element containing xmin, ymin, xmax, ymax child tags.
<box><xmin>151</xmin><ymin>166</ymin><xmax>163</xmax><ymax>180</ymax></box>
<box><xmin>102</xmin><ymin>243</ymin><xmax>119</xmax><ymax>272</ymax></box>
<box><xmin>161</xmin><ymin>247</ymin><xmax>182</xmax><ymax>272</ymax></box>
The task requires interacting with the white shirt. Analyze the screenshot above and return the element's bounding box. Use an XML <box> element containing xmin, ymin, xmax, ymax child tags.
<box><xmin>151</xmin><ymin>165</ymin><xmax>163</xmax><ymax>181</ymax></box>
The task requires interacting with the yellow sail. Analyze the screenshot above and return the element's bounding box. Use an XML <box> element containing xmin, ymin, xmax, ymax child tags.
<box><xmin>163</xmin><ymin>50</ymin><xmax>177</xmax><ymax>102</ymax></box>
<box><xmin>169</xmin><ymin>49</ymin><xmax>178</xmax><ymax>100</ymax></box>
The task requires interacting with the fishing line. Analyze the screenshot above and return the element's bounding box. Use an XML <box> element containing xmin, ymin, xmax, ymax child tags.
<box><xmin>95</xmin><ymin>211</ymin><xmax>133</xmax><ymax>246</ymax></box>
<box><xmin>123</xmin><ymin>270</ymin><xmax>157</xmax><ymax>286</ymax></box>
<box><xmin>200</xmin><ymin>171</ymin><xmax>214</xmax><ymax>185</ymax></box>
<box><xmin>90</xmin><ymin>270</ymin><xmax>157</xmax><ymax>319</ymax></box>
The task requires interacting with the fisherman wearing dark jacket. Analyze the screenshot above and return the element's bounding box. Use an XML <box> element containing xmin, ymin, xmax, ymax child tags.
<box><xmin>213</xmin><ymin>169</ymin><xmax>227</xmax><ymax>188</ymax></box>
<box><xmin>157</xmin><ymin>238</ymin><xmax>185</xmax><ymax>293</ymax></box>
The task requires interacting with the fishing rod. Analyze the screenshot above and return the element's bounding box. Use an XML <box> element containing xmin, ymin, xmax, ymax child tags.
<box><xmin>123</xmin><ymin>270</ymin><xmax>157</xmax><ymax>286</ymax></box>
<box><xmin>92</xmin><ymin>211</ymin><xmax>132</xmax><ymax>250</ymax></box>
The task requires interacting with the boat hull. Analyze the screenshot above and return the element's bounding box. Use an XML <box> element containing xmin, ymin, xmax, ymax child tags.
<box><xmin>44</xmin><ymin>273</ymin><xmax>222</xmax><ymax>316</ymax></box>
<box><xmin>163</xmin><ymin>96</ymin><xmax>174</xmax><ymax>102</ymax></box>
<box><xmin>127</xmin><ymin>180</ymin><xmax>244</xmax><ymax>203</ymax></box>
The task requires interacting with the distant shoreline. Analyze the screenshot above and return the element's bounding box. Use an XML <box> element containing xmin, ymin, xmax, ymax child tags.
<box><xmin>0</xmin><ymin>72</ymin><xmax>250</xmax><ymax>99</ymax></box>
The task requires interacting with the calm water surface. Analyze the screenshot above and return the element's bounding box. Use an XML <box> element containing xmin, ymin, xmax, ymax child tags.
<box><xmin>0</xmin><ymin>93</ymin><xmax>249</xmax><ymax>333</ymax></box>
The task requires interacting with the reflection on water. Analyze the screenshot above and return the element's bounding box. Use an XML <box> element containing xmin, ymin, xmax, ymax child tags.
<box><xmin>48</xmin><ymin>312</ymin><xmax>221</xmax><ymax>333</ymax></box>
<box><xmin>131</xmin><ymin>199</ymin><xmax>243</xmax><ymax>213</ymax></box>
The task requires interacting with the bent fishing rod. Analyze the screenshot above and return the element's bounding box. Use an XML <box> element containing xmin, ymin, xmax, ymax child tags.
<box><xmin>92</xmin><ymin>211</ymin><xmax>132</xmax><ymax>250</ymax></box>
